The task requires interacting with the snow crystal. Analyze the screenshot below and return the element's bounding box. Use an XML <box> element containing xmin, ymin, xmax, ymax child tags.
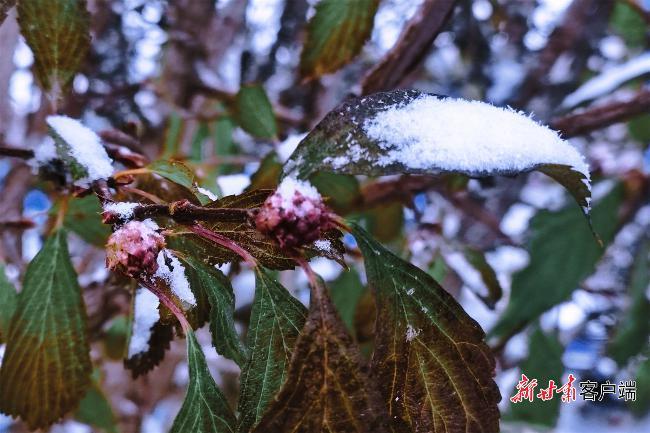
<box><xmin>128</xmin><ymin>288</ymin><xmax>160</xmax><ymax>358</ymax></box>
<box><xmin>46</xmin><ymin>115</ymin><xmax>114</xmax><ymax>183</ymax></box>
<box><xmin>276</xmin><ymin>176</ymin><xmax>321</xmax><ymax>207</ymax></box>
<box><xmin>33</xmin><ymin>136</ymin><xmax>57</xmax><ymax>164</ymax></box>
<box><xmin>154</xmin><ymin>250</ymin><xmax>196</xmax><ymax>306</ymax></box>
<box><xmin>562</xmin><ymin>52</ymin><xmax>650</xmax><ymax>108</ymax></box>
<box><xmin>103</xmin><ymin>202</ymin><xmax>140</xmax><ymax>221</ymax></box>
<box><xmin>313</xmin><ymin>239</ymin><xmax>332</xmax><ymax>252</ymax></box>
<box><xmin>142</xmin><ymin>218</ymin><xmax>159</xmax><ymax>231</ymax></box>
<box><xmin>196</xmin><ymin>186</ymin><xmax>218</xmax><ymax>201</ymax></box>
<box><xmin>405</xmin><ymin>324</ymin><xmax>421</xmax><ymax>342</ymax></box>
<box><xmin>362</xmin><ymin>95</ymin><xmax>590</xmax><ymax>182</ymax></box>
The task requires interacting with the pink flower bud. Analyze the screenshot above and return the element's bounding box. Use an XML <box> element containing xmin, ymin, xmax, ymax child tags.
<box><xmin>106</xmin><ymin>219</ymin><xmax>165</xmax><ymax>277</ymax></box>
<box><xmin>255</xmin><ymin>177</ymin><xmax>334</xmax><ymax>248</ymax></box>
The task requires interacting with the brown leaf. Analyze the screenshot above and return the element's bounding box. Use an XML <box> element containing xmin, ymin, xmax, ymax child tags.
<box><xmin>252</xmin><ymin>274</ymin><xmax>386</xmax><ymax>433</ymax></box>
<box><xmin>17</xmin><ymin>0</ymin><xmax>90</xmax><ymax>100</ymax></box>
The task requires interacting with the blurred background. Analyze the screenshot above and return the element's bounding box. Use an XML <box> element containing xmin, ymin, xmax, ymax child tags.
<box><xmin>0</xmin><ymin>0</ymin><xmax>649</xmax><ymax>432</ymax></box>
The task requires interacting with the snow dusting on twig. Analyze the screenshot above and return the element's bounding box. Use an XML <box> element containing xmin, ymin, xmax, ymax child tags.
<box><xmin>154</xmin><ymin>250</ymin><xmax>196</xmax><ymax>306</ymax></box>
<box><xmin>103</xmin><ymin>202</ymin><xmax>140</xmax><ymax>222</ymax></box>
<box><xmin>361</xmin><ymin>95</ymin><xmax>590</xmax><ymax>182</ymax></box>
<box><xmin>46</xmin><ymin>115</ymin><xmax>114</xmax><ymax>184</ymax></box>
<box><xmin>128</xmin><ymin>288</ymin><xmax>160</xmax><ymax>358</ymax></box>
<box><xmin>562</xmin><ymin>52</ymin><xmax>650</xmax><ymax>109</ymax></box>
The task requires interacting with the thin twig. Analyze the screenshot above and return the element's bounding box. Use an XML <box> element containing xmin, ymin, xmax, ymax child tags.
<box><xmin>551</xmin><ymin>88</ymin><xmax>650</xmax><ymax>137</ymax></box>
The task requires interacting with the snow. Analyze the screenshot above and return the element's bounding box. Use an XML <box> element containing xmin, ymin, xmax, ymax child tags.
<box><xmin>103</xmin><ymin>202</ymin><xmax>140</xmax><ymax>221</ymax></box>
<box><xmin>405</xmin><ymin>324</ymin><xmax>421</xmax><ymax>342</ymax></box>
<box><xmin>217</xmin><ymin>174</ymin><xmax>250</xmax><ymax>196</ymax></box>
<box><xmin>360</xmin><ymin>95</ymin><xmax>590</xmax><ymax>183</ymax></box>
<box><xmin>196</xmin><ymin>186</ymin><xmax>218</xmax><ymax>201</ymax></box>
<box><xmin>277</xmin><ymin>132</ymin><xmax>307</xmax><ymax>162</ymax></box>
<box><xmin>33</xmin><ymin>136</ymin><xmax>57</xmax><ymax>164</ymax></box>
<box><xmin>313</xmin><ymin>239</ymin><xmax>331</xmax><ymax>252</ymax></box>
<box><xmin>128</xmin><ymin>288</ymin><xmax>160</xmax><ymax>358</ymax></box>
<box><xmin>154</xmin><ymin>250</ymin><xmax>196</xmax><ymax>306</ymax></box>
<box><xmin>271</xmin><ymin>176</ymin><xmax>323</xmax><ymax>217</ymax></box>
<box><xmin>562</xmin><ymin>52</ymin><xmax>650</xmax><ymax>108</ymax></box>
<box><xmin>46</xmin><ymin>115</ymin><xmax>114</xmax><ymax>183</ymax></box>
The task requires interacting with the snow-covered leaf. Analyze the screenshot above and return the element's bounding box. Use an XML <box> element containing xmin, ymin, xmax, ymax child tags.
<box><xmin>0</xmin><ymin>263</ymin><xmax>17</xmax><ymax>344</ymax></box>
<box><xmin>17</xmin><ymin>0</ymin><xmax>90</xmax><ymax>100</ymax></box>
<box><xmin>170</xmin><ymin>331</ymin><xmax>237</xmax><ymax>433</ymax></box>
<box><xmin>285</xmin><ymin>90</ymin><xmax>592</xmax><ymax>216</ymax></box>
<box><xmin>300</xmin><ymin>0</ymin><xmax>379</xmax><ymax>79</ymax></box>
<box><xmin>47</xmin><ymin>115</ymin><xmax>114</xmax><ymax>185</ymax></box>
<box><xmin>0</xmin><ymin>230</ymin><xmax>92</xmax><ymax>430</ymax></box>
<box><xmin>490</xmin><ymin>184</ymin><xmax>623</xmax><ymax>339</ymax></box>
<box><xmin>233</xmin><ymin>84</ymin><xmax>277</xmax><ymax>139</ymax></box>
<box><xmin>351</xmin><ymin>222</ymin><xmax>501</xmax><ymax>433</ymax></box>
<box><xmin>237</xmin><ymin>268</ymin><xmax>307</xmax><ymax>433</ymax></box>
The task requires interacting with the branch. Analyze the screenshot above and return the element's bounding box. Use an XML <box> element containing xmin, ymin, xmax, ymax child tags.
<box><xmin>360</xmin><ymin>0</ymin><xmax>458</xmax><ymax>95</ymax></box>
<box><xmin>101</xmin><ymin>199</ymin><xmax>250</xmax><ymax>225</ymax></box>
<box><xmin>0</xmin><ymin>144</ymin><xmax>34</xmax><ymax>159</ymax></box>
<box><xmin>551</xmin><ymin>88</ymin><xmax>650</xmax><ymax>137</ymax></box>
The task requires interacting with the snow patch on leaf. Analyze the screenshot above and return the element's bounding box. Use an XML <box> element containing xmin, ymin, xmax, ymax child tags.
<box><xmin>128</xmin><ymin>288</ymin><xmax>160</xmax><ymax>358</ymax></box>
<box><xmin>46</xmin><ymin>115</ymin><xmax>113</xmax><ymax>183</ymax></box>
<box><xmin>154</xmin><ymin>250</ymin><xmax>196</xmax><ymax>306</ymax></box>
<box><xmin>361</xmin><ymin>95</ymin><xmax>589</xmax><ymax>181</ymax></box>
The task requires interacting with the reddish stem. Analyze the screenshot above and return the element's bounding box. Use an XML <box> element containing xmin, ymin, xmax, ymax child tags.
<box><xmin>141</xmin><ymin>279</ymin><xmax>192</xmax><ymax>332</ymax></box>
<box><xmin>189</xmin><ymin>223</ymin><xmax>257</xmax><ymax>267</ymax></box>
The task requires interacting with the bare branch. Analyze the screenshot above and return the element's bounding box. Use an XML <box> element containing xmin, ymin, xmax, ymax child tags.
<box><xmin>360</xmin><ymin>0</ymin><xmax>458</xmax><ymax>95</ymax></box>
<box><xmin>551</xmin><ymin>88</ymin><xmax>650</xmax><ymax>137</ymax></box>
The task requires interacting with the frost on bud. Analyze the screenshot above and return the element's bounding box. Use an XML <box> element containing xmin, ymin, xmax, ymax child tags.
<box><xmin>254</xmin><ymin>177</ymin><xmax>334</xmax><ymax>248</ymax></box>
<box><xmin>106</xmin><ymin>219</ymin><xmax>165</xmax><ymax>277</ymax></box>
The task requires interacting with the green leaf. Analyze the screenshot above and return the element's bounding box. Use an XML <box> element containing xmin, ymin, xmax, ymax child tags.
<box><xmin>610</xmin><ymin>1</ymin><xmax>646</xmax><ymax>47</ymax></box>
<box><xmin>102</xmin><ymin>315</ymin><xmax>129</xmax><ymax>361</ymax></box>
<box><xmin>505</xmin><ymin>327</ymin><xmax>563</xmax><ymax>427</ymax></box>
<box><xmin>350</xmin><ymin>223</ymin><xmax>501</xmax><ymax>433</ymax></box>
<box><xmin>464</xmin><ymin>248</ymin><xmax>503</xmax><ymax>309</ymax></box>
<box><xmin>284</xmin><ymin>90</ymin><xmax>592</xmax><ymax>218</ymax></box>
<box><xmin>0</xmin><ymin>230</ymin><xmax>92</xmax><ymax>430</ymax></box>
<box><xmin>309</xmin><ymin>171</ymin><xmax>361</xmax><ymax>213</ymax></box>
<box><xmin>17</xmin><ymin>0</ymin><xmax>90</xmax><ymax>99</ymax></box>
<box><xmin>233</xmin><ymin>84</ymin><xmax>277</xmax><ymax>139</ymax></box>
<box><xmin>0</xmin><ymin>263</ymin><xmax>18</xmax><ymax>344</ymax></box>
<box><xmin>364</xmin><ymin>201</ymin><xmax>404</xmax><ymax>242</ymax></box>
<box><xmin>490</xmin><ymin>184</ymin><xmax>623</xmax><ymax>338</ymax></box>
<box><xmin>248</xmin><ymin>152</ymin><xmax>282</xmax><ymax>191</ymax></box>
<box><xmin>630</xmin><ymin>356</ymin><xmax>650</xmax><ymax>417</ymax></box>
<box><xmin>182</xmin><ymin>255</ymin><xmax>247</xmax><ymax>366</ymax></box>
<box><xmin>608</xmin><ymin>239</ymin><xmax>650</xmax><ymax>365</ymax></box>
<box><xmin>190</xmin><ymin>123</ymin><xmax>210</xmax><ymax>162</ymax></box>
<box><xmin>170</xmin><ymin>331</ymin><xmax>237</xmax><ymax>433</ymax></box>
<box><xmin>0</xmin><ymin>0</ymin><xmax>15</xmax><ymax>27</ymax></box>
<box><xmin>237</xmin><ymin>268</ymin><xmax>307</xmax><ymax>433</ymax></box>
<box><xmin>330</xmin><ymin>268</ymin><xmax>366</xmax><ymax>332</ymax></box>
<box><xmin>164</xmin><ymin>113</ymin><xmax>184</xmax><ymax>158</ymax></box>
<box><xmin>213</xmin><ymin>116</ymin><xmax>237</xmax><ymax>176</ymax></box>
<box><xmin>628</xmin><ymin>113</ymin><xmax>650</xmax><ymax>143</ymax></box>
<box><xmin>62</xmin><ymin>195</ymin><xmax>111</xmax><ymax>246</ymax></box>
<box><xmin>300</xmin><ymin>0</ymin><xmax>379</xmax><ymax>79</ymax></box>
<box><xmin>148</xmin><ymin>159</ymin><xmax>212</xmax><ymax>205</ymax></box>
<box><xmin>251</xmin><ymin>273</ymin><xmax>384</xmax><ymax>433</ymax></box>
<box><xmin>75</xmin><ymin>373</ymin><xmax>118</xmax><ymax>433</ymax></box>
